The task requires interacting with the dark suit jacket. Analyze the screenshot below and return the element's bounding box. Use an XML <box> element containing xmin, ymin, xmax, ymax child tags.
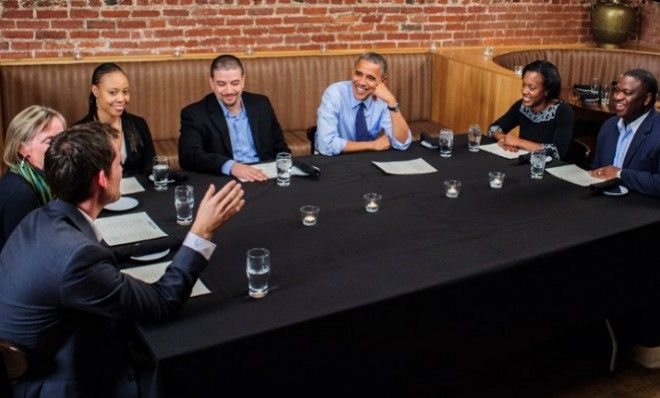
<box><xmin>178</xmin><ymin>92</ymin><xmax>290</xmax><ymax>174</ymax></box>
<box><xmin>0</xmin><ymin>200</ymin><xmax>208</xmax><ymax>398</ymax></box>
<box><xmin>0</xmin><ymin>171</ymin><xmax>40</xmax><ymax>252</ymax></box>
<box><xmin>76</xmin><ymin>112</ymin><xmax>156</xmax><ymax>176</ymax></box>
<box><xmin>592</xmin><ymin>109</ymin><xmax>660</xmax><ymax>197</ymax></box>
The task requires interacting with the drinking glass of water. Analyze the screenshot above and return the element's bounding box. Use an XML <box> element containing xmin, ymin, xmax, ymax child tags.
<box><xmin>276</xmin><ymin>152</ymin><xmax>292</xmax><ymax>187</ymax></box>
<box><xmin>246</xmin><ymin>248</ymin><xmax>271</xmax><ymax>299</ymax></box>
<box><xmin>439</xmin><ymin>128</ymin><xmax>454</xmax><ymax>158</ymax></box>
<box><xmin>152</xmin><ymin>156</ymin><xmax>169</xmax><ymax>191</ymax></box>
<box><xmin>591</xmin><ymin>77</ymin><xmax>601</xmax><ymax>95</ymax></box>
<box><xmin>467</xmin><ymin>124</ymin><xmax>482</xmax><ymax>152</ymax></box>
<box><xmin>530</xmin><ymin>149</ymin><xmax>547</xmax><ymax>179</ymax></box>
<box><xmin>174</xmin><ymin>185</ymin><xmax>194</xmax><ymax>225</ymax></box>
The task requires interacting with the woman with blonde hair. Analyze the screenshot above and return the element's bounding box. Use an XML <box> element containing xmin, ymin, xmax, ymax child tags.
<box><xmin>0</xmin><ymin>105</ymin><xmax>65</xmax><ymax>250</ymax></box>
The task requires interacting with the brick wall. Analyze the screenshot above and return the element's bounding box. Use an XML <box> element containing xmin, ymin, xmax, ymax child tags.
<box><xmin>640</xmin><ymin>1</ymin><xmax>659</xmax><ymax>47</ymax></box>
<box><xmin>0</xmin><ymin>0</ymin><xmax>657</xmax><ymax>60</ymax></box>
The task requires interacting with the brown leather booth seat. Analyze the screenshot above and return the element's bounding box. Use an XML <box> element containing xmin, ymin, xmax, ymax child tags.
<box><xmin>0</xmin><ymin>53</ymin><xmax>442</xmax><ymax>171</ymax></box>
<box><xmin>493</xmin><ymin>48</ymin><xmax>660</xmax><ymax>90</ymax></box>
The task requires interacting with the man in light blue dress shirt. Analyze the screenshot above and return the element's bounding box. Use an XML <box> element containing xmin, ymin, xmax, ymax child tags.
<box><xmin>179</xmin><ymin>55</ymin><xmax>290</xmax><ymax>181</ymax></box>
<box><xmin>315</xmin><ymin>52</ymin><xmax>412</xmax><ymax>156</ymax></box>
<box><xmin>591</xmin><ymin>69</ymin><xmax>660</xmax><ymax>197</ymax></box>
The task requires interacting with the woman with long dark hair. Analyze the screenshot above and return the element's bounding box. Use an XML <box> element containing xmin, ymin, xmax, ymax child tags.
<box><xmin>76</xmin><ymin>62</ymin><xmax>156</xmax><ymax>175</ymax></box>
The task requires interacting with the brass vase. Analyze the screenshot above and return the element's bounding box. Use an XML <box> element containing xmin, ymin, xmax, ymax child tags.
<box><xmin>591</xmin><ymin>0</ymin><xmax>638</xmax><ymax>48</ymax></box>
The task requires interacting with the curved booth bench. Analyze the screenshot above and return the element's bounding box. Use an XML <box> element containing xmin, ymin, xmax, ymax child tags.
<box><xmin>493</xmin><ymin>48</ymin><xmax>660</xmax><ymax>91</ymax></box>
<box><xmin>0</xmin><ymin>51</ymin><xmax>444</xmax><ymax>171</ymax></box>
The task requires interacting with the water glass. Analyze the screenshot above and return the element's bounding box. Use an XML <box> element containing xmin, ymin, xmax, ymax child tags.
<box><xmin>467</xmin><ymin>124</ymin><xmax>482</xmax><ymax>152</ymax></box>
<box><xmin>363</xmin><ymin>193</ymin><xmax>382</xmax><ymax>213</ymax></box>
<box><xmin>246</xmin><ymin>248</ymin><xmax>270</xmax><ymax>299</ymax></box>
<box><xmin>483</xmin><ymin>46</ymin><xmax>494</xmax><ymax>58</ymax></box>
<box><xmin>530</xmin><ymin>149</ymin><xmax>547</xmax><ymax>179</ymax></box>
<box><xmin>514</xmin><ymin>65</ymin><xmax>523</xmax><ymax>77</ymax></box>
<box><xmin>600</xmin><ymin>84</ymin><xmax>611</xmax><ymax>105</ymax></box>
<box><xmin>153</xmin><ymin>156</ymin><xmax>169</xmax><ymax>191</ymax></box>
<box><xmin>276</xmin><ymin>152</ymin><xmax>292</xmax><ymax>187</ymax></box>
<box><xmin>174</xmin><ymin>185</ymin><xmax>194</xmax><ymax>225</ymax></box>
<box><xmin>444</xmin><ymin>179</ymin><xmax>461</xmax><ymax>198</ymax></box>
<box><xmin>591</xmin><ymin>77</ymin><xmax>601</xmax><ymax>95</ymax></box>
<box><xmin>300</xmin><ymin>205</ymin><xmax>320</xmax><ymax>226</ymax></box>
<box><xmin>489</xmin><ymin>171</ymin><xmax>505</xmax><ymax>189</ymax></box>
<box><xmin>439</xmin><ymin>128</ymin><xmax>454</xmax><ymax>158</ymax></box>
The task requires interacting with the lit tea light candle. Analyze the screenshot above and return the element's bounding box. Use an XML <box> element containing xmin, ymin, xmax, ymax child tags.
<box><xmin>300</xmin><ymin>205</ymin><xmax>320</xmax><ymax>226</ymax></box>
<box><xmin>444</xmin><ymin>179</ymin><xmax>461</xmax><ymax>198</ymax></box>
<box><xmin>363</xmin><ymin>193</ymin><xmax>382</xmax><ymax>213</ymax></box>
<box><xmin>490</xmin><ymin>178</ymin><xmax>503</xmax><ymax>188</ymax></box>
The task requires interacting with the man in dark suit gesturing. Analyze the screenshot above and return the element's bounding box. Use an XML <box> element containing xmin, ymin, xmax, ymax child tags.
<box><xmin>178</xmin><ymin>54</ymin><xmax>291</xmax><ymax>181</ymax></box>
<box><xmin>0</xmin><ymin>122</ymin><xmax>245</xmax><ymax>397</ymax></box>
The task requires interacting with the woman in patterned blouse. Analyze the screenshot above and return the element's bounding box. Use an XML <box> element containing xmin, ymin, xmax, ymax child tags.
<box><xmin>488</xmin><ymin>60</ymin><xmax>574</xmax><ymax>159</ymax></box>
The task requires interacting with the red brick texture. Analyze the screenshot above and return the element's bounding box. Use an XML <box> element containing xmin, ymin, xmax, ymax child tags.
<box><xmin>0</xmin><ymin>0</ymin><xmax>657</xmax><ymax>59</ymax></box>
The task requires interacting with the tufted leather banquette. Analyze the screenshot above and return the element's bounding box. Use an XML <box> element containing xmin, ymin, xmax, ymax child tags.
<box><xmin>0</xmin><ymin>52</ymin><xmax>443</xmax><ymax>171</ymax></box>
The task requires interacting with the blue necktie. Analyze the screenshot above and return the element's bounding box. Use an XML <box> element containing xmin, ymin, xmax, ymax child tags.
<box><xmin>355</xmin><ymin>102</ymin><xmax>369</xmax><ymax>142</ymax></box>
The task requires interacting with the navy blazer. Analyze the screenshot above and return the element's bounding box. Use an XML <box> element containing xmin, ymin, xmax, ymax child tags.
<box><xmin>592</xmin><ymin>109</ymin><xmax>660</xmax><ymax>197</ymax></box>
<box><xmin>0</xmin><ymin>200</ymin><xmax>208</xmax><ymax>397</ymax></box>
<box><xmin>178</xmin><ymin>92</ymin><xmax>290</xmax><ymax>174</ymax></box>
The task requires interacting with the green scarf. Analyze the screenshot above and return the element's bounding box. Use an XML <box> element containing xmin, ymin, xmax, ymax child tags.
<box><xmin>9</xmin><ymin>158</ymin><xmax>52</xmax><ymax>205</ymax></box>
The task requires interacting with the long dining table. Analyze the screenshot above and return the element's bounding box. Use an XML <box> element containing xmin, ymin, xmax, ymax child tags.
<box><xmin>117</xmin><ymin>136</ymin><xmax>660</xmax><ymax>396</ymax></box>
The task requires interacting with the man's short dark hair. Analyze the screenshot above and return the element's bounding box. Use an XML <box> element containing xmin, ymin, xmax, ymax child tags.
<box><xmin>210</xmin><ymin>54</ymin><xmax>244</xmax><ymax>77</ymax></box>
<box><xmin>623</xmin><ymin>69</ymin><xmax>658</xmax><ymax>106</ymax></box>
<box><xmin>45</xmin><ymin>122</ymin><xmax>119</xmax><ymax>204</ymax></box>
<box><xmin>522</xmin><ymin>60</ymin><xmax>562</xmax><ymax>100</ymax></box>
<box><xmin>356</xmin><ymin>52</ymin><xmax>389</xmax><ymax>77</ymax></box>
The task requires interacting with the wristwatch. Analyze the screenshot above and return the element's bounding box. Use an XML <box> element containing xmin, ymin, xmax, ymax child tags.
<box><xmin>387</xmin><ymin>103</ymin><xmax>400</xmax><ymax>112</ymax></box>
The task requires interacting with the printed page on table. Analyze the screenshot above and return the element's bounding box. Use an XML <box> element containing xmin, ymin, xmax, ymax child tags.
<box><xmin>121</xmin><ymin>261</ymin><xmax>210</xmax><ymax>297</ymax></box>
<box><xmin>120</xmin><ymin>177</ymin><xmax>146</xmax><ymax>195</ymax></box>
<box><xmin>546</xmin><ymin>164</ymin><xmax>603</xmax><ymax>187</ymax></box>
<box><xmin>372</xmin><ymin>158</ymin><xmax>437</xmax><ymax>175</ymax></box>
<box><xmin>96</xmin><ymin>211</ymin><xmax>167</xmax><ymax>246</ymax></box>
<box><xmin>480</xmin><ymin>143</ymin><xmax>529</xmax><ymax>159</ymax></box>
<box><xmin>239</xmin><ymin>161</ymin><xmax>310</xmax><ymax>182</ymax></box>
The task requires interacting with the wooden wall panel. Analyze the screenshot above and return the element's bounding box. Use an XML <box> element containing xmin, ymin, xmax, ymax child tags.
<box><xmin>431</xmin><ymin>48</ymin><xmax>521</xmax><ymax>135</ymax></box>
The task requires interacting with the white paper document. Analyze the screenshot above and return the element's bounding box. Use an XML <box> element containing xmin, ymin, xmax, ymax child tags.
<box><xmin>121</xmin><ymin>261</ymin><xmax>210</xmax><ymax>297</ymax></box>
<box><xmin>546</xmin><ymin>164</ymin><xmax>603</xmax><ymax>187</ymax></box>
<box><xmin>372</xmin><ymin>158</ymin><xmax>437</xmax><ymax>175</ymax></box>
<box><xmin>96</xmin><ymin>212</ymin><xmax>167</xmax><ymax>246</ymax></box>
<box><xmin>120</xmin><ymin>177</ymin><xmax>145</xmax><ymax>195</ymax></box>
<box><xmin>480</xmin><ymin>143</ymin><xmax>529</xmax><ymax>159</ymax></box>
<box><xmin>239</xmin><ymin>161</ymin><xmax>309</xmax><ymax>182</ymax></box>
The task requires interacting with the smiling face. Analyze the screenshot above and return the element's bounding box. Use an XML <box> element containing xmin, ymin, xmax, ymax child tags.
<box><xmin>209</xmin><ymin>67</ymin><xmax>245</xmax><ymax>113</ymax></box>
<box><xmin>92</xmin><ymin>71</ymin><xmax>130</xmax><ymax>121</ymax></box>
<box><xmin>18</xmin><ymin>117</ymin><xmax>65</xmax><ymax>170</ymax></box>
<box><xmin>521</xmin><ymin>71</ymin><xmax>547</xmax><ymax>111</ymax></box>
<box><xmin>351</xmin><ymin>59</ymin><xmax>384</xmax><ymax>101</ymax></box>
<box><xmin>612</xmin><ymin>75</ymin><xmax>652</xmax><ymax>123</ymax></box>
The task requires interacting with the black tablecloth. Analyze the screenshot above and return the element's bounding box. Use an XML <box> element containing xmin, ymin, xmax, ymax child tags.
<box><xmin>118</xmin><ymin>137</ymin><xmax>659</xmax><ymax>396</ymax></box>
